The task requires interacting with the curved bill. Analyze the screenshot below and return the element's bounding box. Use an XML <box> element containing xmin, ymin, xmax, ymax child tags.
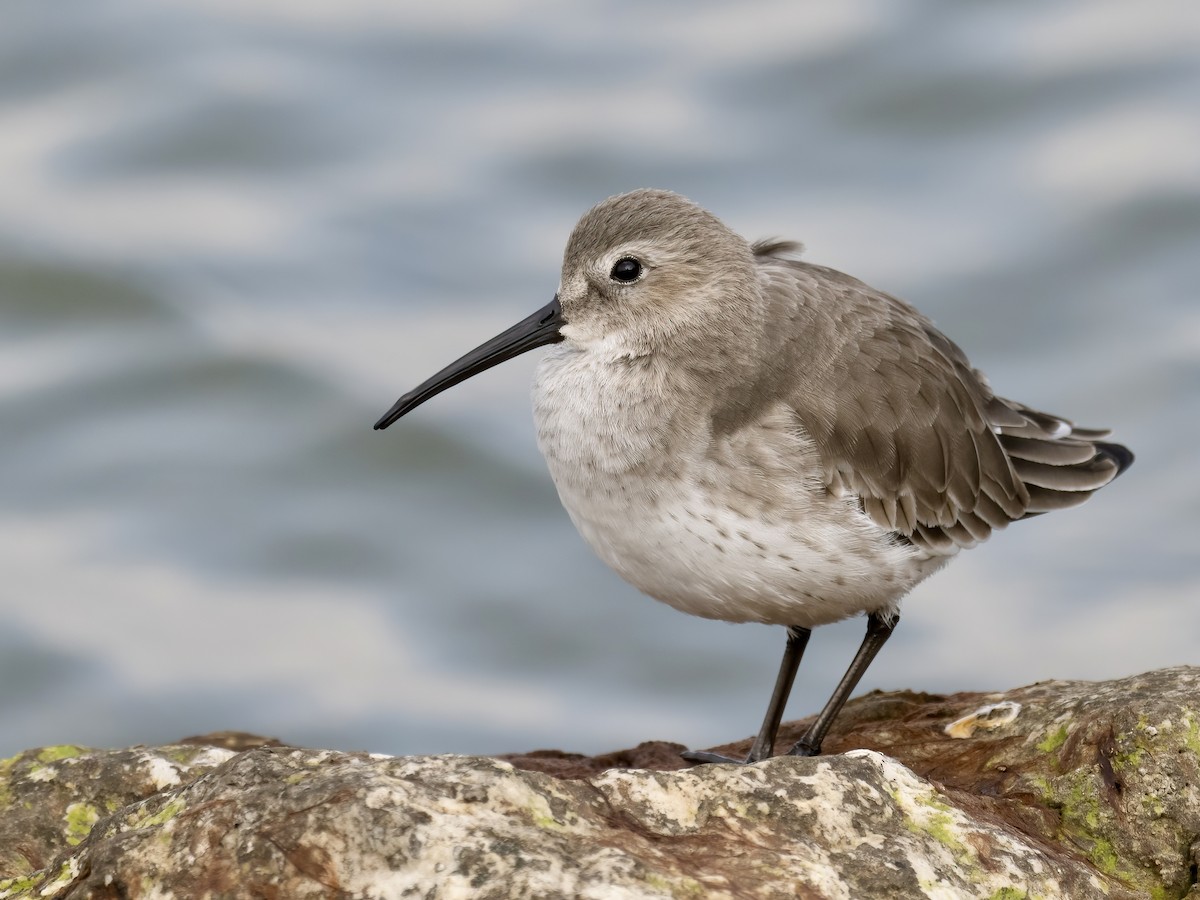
<box><xmin>374</xmin><ymin>297</ymin><xmax>565</xmax><ymax>430</ymax></box>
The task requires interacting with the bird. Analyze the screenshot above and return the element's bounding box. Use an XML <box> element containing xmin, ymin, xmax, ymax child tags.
<box><xmin>374</xmin><ymin>189</ymin><xmax>1133</xmax><ymax>764</ymax></box>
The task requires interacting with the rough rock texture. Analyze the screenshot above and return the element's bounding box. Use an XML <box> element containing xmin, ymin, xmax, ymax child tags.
<box><xmin>0</xmin><ymin>742</ymin><xmax>238</xmax><ymax>882</ymax></box>
<box><xmin>1</xmin><ymin>667</ymin><xmax>1197</xmax><ymax>899</ymax></box>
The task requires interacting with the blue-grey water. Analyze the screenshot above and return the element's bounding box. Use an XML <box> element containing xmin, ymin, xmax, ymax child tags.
<box><xmin>1</xmin><ymin>0</ymin><xmax>1197</xmax><ymax>759</ymax></box>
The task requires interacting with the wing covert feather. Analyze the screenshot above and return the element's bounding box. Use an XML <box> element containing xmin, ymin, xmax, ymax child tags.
<box><xmin>752</xmin><ymin>255</ymin><xmax>1128</xmax><ymax>553</ymax></box>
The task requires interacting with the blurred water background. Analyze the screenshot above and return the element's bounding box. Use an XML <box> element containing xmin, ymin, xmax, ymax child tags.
<box><xmin>1</xmin><ymin>0</ymin><xmax>1197</xmax><ymax>759</ymax></box>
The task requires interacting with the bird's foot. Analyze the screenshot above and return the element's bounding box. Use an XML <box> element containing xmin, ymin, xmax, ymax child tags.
<box><xmin>679</xmin><ymin>749</ymin><xmax>757</xmax><ymax>766</ymax></box>
<box><xmin>785</xmin><ymin>739</ymin><xmax>820</xmax><ymax>757</ymax></box>
<box><xmin>683</xmin><ymin>735</ymin><xmax>824</xmax><ymax>764</ymax></box>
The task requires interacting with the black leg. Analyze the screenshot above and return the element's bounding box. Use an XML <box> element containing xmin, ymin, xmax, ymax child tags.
<box><xmin>682</xmin><ymin>625</ymin><xmax>812</xmax><ymax>765</ymax></box>
<box><xmin>786</xmin><ymin>611</ymin><xmax>898</xmax><ymax>757</ymax></box>
<box><xmin>745</xmin><ymin>625</ymin><xmax>812</xmax><ymax>761</ymax></box>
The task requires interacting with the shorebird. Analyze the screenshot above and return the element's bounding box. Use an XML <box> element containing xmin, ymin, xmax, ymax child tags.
<box><xmin>375</xmin><ymin>189</ymin><xmax>1132</xmax><ymax>764</ymax></box>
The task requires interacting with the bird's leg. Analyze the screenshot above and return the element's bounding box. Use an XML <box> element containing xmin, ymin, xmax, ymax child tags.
<box><xmin>744</xmin><ymin>625</ymin><xmax>812</xmax><ymax>761</ymax></box>
<box><xmin>681</xmin><ymin>625</ymin><xmax>812</xmax><ymax>765</ymax></box>
<box><xmin>787</xmin><ymin>611</ymin><xmax>898</xmax><ymax>757</ymax></box>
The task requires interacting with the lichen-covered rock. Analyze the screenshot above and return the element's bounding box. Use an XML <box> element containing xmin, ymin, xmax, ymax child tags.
<box><xmin>0</xmin><ymin>748</ymin><xmax>1133</xmax><ymax>899</ymax></box>
<box><xmin>506</xmin><ymin>666</ymin><xmax>1200</xmax><ymax>898</ymax></box>
<box><xmin>0</xmin><ymin>743</ymin><xmax>236</xmax><ymax>883</ymax></box>
<box><xmin>0</xmin><ymin>668</ymin><xmax>1197</xmax><ymax>899</ymax></box>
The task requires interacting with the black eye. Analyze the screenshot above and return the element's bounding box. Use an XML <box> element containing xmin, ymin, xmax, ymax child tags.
<box><xmin>610</xmin><ymin>257</ymin><xmax>642</xmax><ymax>283</ymax></box>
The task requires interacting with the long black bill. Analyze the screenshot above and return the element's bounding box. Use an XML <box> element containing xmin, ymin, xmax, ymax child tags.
<box><xmin>374</xmin><ymin>297</ymin><xmax>565</xmax><ymax>431</ymax></box>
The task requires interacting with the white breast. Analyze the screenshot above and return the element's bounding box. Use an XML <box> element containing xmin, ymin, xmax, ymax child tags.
<box><xmin>531</xmin><ymin>346</ymin><xmax>945</xmax><ymax>629</ymax></box>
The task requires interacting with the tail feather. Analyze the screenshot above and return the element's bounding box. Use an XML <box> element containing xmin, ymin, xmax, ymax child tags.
<box><xmin>999</xmin><ymin>434</ymin><xmax>1097</xmax><ymax>467</ymax></box>
<box><xmin>989</xmin><ymin>396</ymin><xmax>1132</xmax><ymax>518</ymax></box>
<box><xmin>1095</xmin><ymin>440</ymin><xmax>1135</xmax><ymax>477</ymax></box>
<box><xmin>1010</xmin><ymin>456</ymin><xmax>1119</xmax><ymax>492</ymax></box>
<box><xmin>1024</xmin><ymin>483</ymin><xmax>1097</xmax><ymax>514</ymax></box>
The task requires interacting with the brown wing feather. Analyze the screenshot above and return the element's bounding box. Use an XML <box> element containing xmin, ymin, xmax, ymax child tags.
<box><xmin>754</xmin><ymin>256</ymin><xmax>1131</xmax><ymax>553</ymax></box>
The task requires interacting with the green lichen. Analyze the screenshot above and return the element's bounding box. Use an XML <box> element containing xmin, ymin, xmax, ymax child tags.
<box><xmin>1087</xmin><ymin>836</ymin><xmax>1121</xmax><ymax>876</ymax></box>
<box><xmin>899</xmin><ymin>790</ymin><xmax>973</xmax><ymax>865</ymax></box>
<box><xmin>1037</xmin><ymin>725</ymin><xmax>1068</xmax><ymax>754</ymax></box>
<box><xmin>64</xmin><ymin>801</ymin><xmax>100</xmax><ymax>846</ymax></box>
<box><xmin>723</xmin><ymin>799</ymin><xmax>753</xmax><ymax>820</ymax></box>
<box><xmin>157</xmin><ymin>746</ymin><xmax>203</xmax><ymax>766</ymax></box>
<box><xmin>127</xmin><ymin>796</ymin><xmax>186</xmax><ymax>830</ymax></box>
<box><xmin>36</xmin><ymin>745</ymin><xmax>84</xmax><ymax>764</ymax></box>
<box><xmin>528</xmin><ymin>796</ymin><xmax>565</xmax><ymax>830</ymax></box>
<box><xmin>1039</xmin><ymin>769</ymin><xmax>1167</xmax><ymax>896</ymax></box>
<box><xmin>530</xmin><ymin>809</ymin><xmax>561</xmax><ymax>829</ymax></box>
<box><xmin>1029</xmin><ymin>774</ymin><xmax>1052</xmax><ymax>796</ymax></box>
<box><xmin>1106</xmin><ymin>720</ymin><xmax>1154</xmax><ymax>773</ymax></box>
<box><xmin>1064</xmin><ymin>773</ymin><xmax>1104</xmax><ymax>831</ymax></box>
<box><xmin>1182</xmin><ymin>714</ymin><xmax>1200</xmax><ymax>758</ymax></box>
<box><xmin>919</xmin><ymin>808</ymin><xmax>970</xmax><ymax>861</ymax></box>
<box><xmin>988</xmin><ymin>889</ymin><xmax>1028</xmax><ymax>900</ymax></box>
<box><xmin>1113</xmin><ymin>740</ymin><xmax>1145</xmax><ymax>771</ymax></box>
<box><xmin>1140</xmin><ymin>792</ymin><xmax>1166</xmax><ymax>818</ymax></box>
<box><xmin>0</xmin><ymin>873</ymin><xmax>39</xmax><ymax>897</ymax></box>
<box><xmin>645</xmin><ymin>873</ymin><xmax>706</xmax><ymax>899</ymax></box>
<box><xmin>0</xmin><ymin>753</ymin><xmax>18</xmax><ymax>809</ymax></box>
<box><xmin>4</xmin><ymin>860</ymin><xmax>79</xmax><ymax>898</ymax></box>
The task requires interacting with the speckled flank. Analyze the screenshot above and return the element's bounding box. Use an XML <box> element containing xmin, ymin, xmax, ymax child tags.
<box><xmin>535</xmin><ymin>361</ymin><xmax>937</xmax><ymax>628</ymax></box>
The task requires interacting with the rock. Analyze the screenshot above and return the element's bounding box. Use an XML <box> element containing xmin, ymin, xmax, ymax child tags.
<box><xmin>1</xmin><ymin>667</ymin><xmax>1197</xmax><ymax>899</ymax></box>
<box><xmin>0</xmin><ymin>742</ymin><xmax>238</xmax><ymax>883</ymax></box>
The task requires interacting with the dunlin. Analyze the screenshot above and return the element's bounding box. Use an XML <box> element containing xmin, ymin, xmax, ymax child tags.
<box><xmin>375</xmin><ymin>189</ymin><xmax>1132</xmax><ymax>764</ymax></box>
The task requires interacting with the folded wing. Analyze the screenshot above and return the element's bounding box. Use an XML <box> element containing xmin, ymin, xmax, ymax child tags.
<box><xmin>755</xmin><ymin>250</ymin><xmax>1132</xmax><ymax>555</ymax></box>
